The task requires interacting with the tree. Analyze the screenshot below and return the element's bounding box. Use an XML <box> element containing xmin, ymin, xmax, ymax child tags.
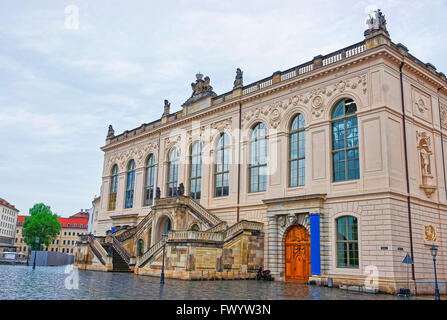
<box><xmin>22</xmin><ymin>203</ymin><xmax>62</xmax><ymax>250</ymax></box>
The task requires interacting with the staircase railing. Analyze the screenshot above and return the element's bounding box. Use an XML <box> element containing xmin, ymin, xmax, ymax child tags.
<box><xmin>87</xmin><ymin>234</ymin><xmax>107</xmax><ymax>265</ymax></box>
<box><xmin>111</xmin><ymin>235</ymin><xmax>133</xmax><ymax>265</ymax></box>
<box><xmin>115</xmin><ymin>227</ymin><xmax>136</xmax><ymax>243</ymax></box>
<box><xmin>224</xmin><ymin>220</ymin><xmax>264</xmax><ymax>241</ymax></box>
<box><xmin>138</xmin><ymin>238</ymin><xmax>164</xmax><ymax>268</ymax></box>
<box><xmin>183</xmin><ymin>197</ymin><xmax>221</xmax><ymax>226</ymax></box>
<box><xmin>133</xmin><ymin>210</ymin><xmax>153</xmax><ymax>240</ymax></box>
<box><xmin>206</xmin><ymin>221</ymin><xmax>228</xmax><ymax>233</ymax></box>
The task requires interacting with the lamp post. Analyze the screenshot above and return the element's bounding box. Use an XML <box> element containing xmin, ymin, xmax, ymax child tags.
<box><xmin>160</xmin><ymin>233</ymin><xmax>167</xmax><ymax>285</ymax></box>
<box><xmin>430</xmin><ymin>245</ymin><xmax>441</xmax><ymax>300</ymax></box>
<box><xmin>32</xmin><ymin>237</ymin><xmax>39</xmax><ymax>270</ymax></box>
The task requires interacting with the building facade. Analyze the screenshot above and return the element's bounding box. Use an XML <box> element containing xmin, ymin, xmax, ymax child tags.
<box><xmin>78</xmin><ymin>11</ymin><xmax>447</xmax><ymax>295</ymax></box>
<box><xmin>89</xmin><ymin>196</ymin><xmax>101</xmax><ymax>235</ymax></box>
<box><xmin>16</xmin><ymin>211</ymin><xmax>89</xmax><ymax>255</ymax></box>
<box><xmin>0</xmin><ymin>197</ymin><xmax>19</xmax><ymax>252</ymax></box>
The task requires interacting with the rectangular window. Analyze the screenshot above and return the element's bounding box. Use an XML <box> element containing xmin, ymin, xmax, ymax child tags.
<box><xmin>336</xmin><ymin>216</ymin><xmax>359</xmax><ymax>268</ymax></box>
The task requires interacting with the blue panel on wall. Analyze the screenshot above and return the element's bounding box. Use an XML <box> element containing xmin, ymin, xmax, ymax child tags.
<box><xmin>310</xmin><ymin>214</ymin><xmax>320</xmax><ymax>275</ymax></box>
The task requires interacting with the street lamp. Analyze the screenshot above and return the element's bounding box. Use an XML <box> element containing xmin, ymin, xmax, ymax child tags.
<box><xmin>430</xmin><ymin>245</ymin><xmax>441</xmax><ymax>300</ymax></box>
<box><xmin>32</xmin><ymin>236</ymin><xmax>39</xmax><ymax>270</ymax></box>
<box><xmin>160</xmin><ymin>233</ymin><xmax>168</xmax><ymax>285</ymax></box>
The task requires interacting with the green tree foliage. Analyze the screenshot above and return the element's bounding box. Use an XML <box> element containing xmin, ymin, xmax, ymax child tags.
<box><xmin>22</xmin><ymin>203</ymin><xmax>61</xmax><ymax>250</ymax></box>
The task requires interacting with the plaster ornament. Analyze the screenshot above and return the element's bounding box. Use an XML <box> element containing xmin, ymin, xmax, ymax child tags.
<box><xmin>425</xmin><ymin>225</ymin><xmax>436</xmax><ymax>242</ymax></box>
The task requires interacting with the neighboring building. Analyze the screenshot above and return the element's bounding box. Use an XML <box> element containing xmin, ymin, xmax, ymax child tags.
<box><xmin>0</xmin><ymin>197</ymin><xmax>19</xmax><ymax>252</ymax></box>
<box><xmin>88</xmin><ymin>196</ymin><xmax>100</xmax><ymax>235</ymax></box>
<box><xmin>15</xmin><ymin>210</ymin><xmax>89</xmax><ymax>255</ymax></box>
<box><xmin>77</xmin><ymin>11</ymin><xmax>446</xmax><ymax>295</ymax></box>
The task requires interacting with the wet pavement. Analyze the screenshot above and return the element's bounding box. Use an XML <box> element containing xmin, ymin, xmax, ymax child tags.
<box><xmin>0</xmin><ymin>265</ymin><xmax>414</xmax><ymax>300</ymax></box>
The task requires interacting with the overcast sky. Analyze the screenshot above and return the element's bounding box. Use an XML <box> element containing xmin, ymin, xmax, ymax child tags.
<box><xmin>1</xmin><ymin>0</ymin><xmax>446</xmax><ymax>217</ymax></box>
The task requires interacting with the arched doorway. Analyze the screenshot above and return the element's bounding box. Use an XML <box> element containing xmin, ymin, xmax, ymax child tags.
<box><xmin>156</xmin><ymin>216</ymin><xmax>172</xmax><ymax>242</ymax></box>
<box><xmin>285</xmin><ymin>225</ymin><xmax>310</xmax><ymax>282</ymax></box>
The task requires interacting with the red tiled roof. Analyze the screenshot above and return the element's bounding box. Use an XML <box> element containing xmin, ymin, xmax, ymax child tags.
<box><xmin>16</xmin><ymin>213</ymin><xmax>88</xmax><ymax>229</ymax></box>
<box><xmin>71</xmin><ymin>211</ymin><xmax>89</xmax><ymax>218</ymax></box>
<box><xmin>0</xmin><ymin>197</ymin><xmax>19</xmax><ymax>211</ymax></box>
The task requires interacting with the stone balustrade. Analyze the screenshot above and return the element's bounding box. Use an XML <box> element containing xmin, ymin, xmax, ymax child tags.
<box><xmin>224</xmin><ymin>220</ymin><xmax>264</xmax><ymax>241</ymax></box>
<box><xmin>168</xmin><ymin>230</ymin><xmax>224</xmax><ymax>243</ymax></box>
<box><xmin>139</xmin><ymin>238</ymin><xmax>164</xmax><ymax>268</ymax></box>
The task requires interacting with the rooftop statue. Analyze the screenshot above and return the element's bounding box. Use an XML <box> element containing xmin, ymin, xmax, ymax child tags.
<box><xmin>106</xmin><ymin>125</ymin><xmax>115</xmax><ymax>139</ymax></box>
<box><xmin>191</xmin><ymin>72</ymin><xmax>213</xmax><ymax>96</ymax></box>
<box><xmin>233</xmin><ymin>68</ymin><xmax>243</xmax><ymax>89</ymax></box>
<box><xmin>182</xmin><ymin>72</ymin><xmax>216</xmax><ymax>106</ymax></box>
<box><xmin>365</xmin><ymin>9</ymin><xmax>389</xmax><ymax>37</ymax></box>
<box><xmin>163</xmin><ymin>99</ymin><xmax>171</xmax><ymax>117</ymax></box>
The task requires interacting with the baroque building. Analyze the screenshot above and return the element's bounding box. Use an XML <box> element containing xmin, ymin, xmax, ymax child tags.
<box><xmin>16</xmin><ymin>211</ymin><xmax>89</xmax><ymax>255</ymax></box>
<box><xmin>77</xmin><ymin>11</ymin><xmax>447</xmax><ymax>295</ymax></box>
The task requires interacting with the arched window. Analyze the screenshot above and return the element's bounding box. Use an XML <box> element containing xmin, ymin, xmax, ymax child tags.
<box><xmin>108</xmin><ymin>165</ymin><xmax>118</xmax><ymax>211</ymax></box>
<box><xmin>336</xmin><ymin>216</ymin><xmax>359</xmax><ymax>268</ymax></box>
<box><xmin>289</xmin><ymin>114</ymin><xmax>306</xmax><ymax>187</ymax></box>
<box><xmin>189</xmin><ymin>141</ymin><xmax>202</xmax><ymax>200</ymax></box>
<box><xmin>167</xmin><ymin>147</ymin><xmax>179</xmax><ymax>197</ymax></box>
<box><xmin>215</xmin><ymin>133</ymin><xmax>230</xmax><ymax>197</ymax></box>
<box><xmin>249</xmin><ymin>122</ymin><xmax>267</xmax><ymax>193</ymax></box>
<box><xmin>137</xmin><ymin>239</ymin><xmax>144</xmax><ymax>257</ymax></box>
<box><xmin>189</xmin><ymin>224</ymin><xmax>200</xmax><ymax>231</ymax></box>
<box><xmin>125</xmin><ymin>160</ymin><xmax>136</xmax><ymax>208</ymax></box>
<box><xmin>144</xmin><ymin>154</ymin><xmax>156</xmax><ymax>206</ymax></box>
<box><xmin>332</xmin><ymin>98</ymin><xmax>359</xmax><ymax>182</ymax></box>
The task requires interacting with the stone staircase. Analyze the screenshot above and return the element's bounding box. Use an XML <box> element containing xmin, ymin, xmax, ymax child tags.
<box><xmin>109</xmin><ymin>245</ymin><xmax>132</xmax><ymax>273</ymax></box>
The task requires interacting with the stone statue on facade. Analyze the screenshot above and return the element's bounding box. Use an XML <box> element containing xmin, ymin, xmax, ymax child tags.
<box><xmin>420</xmin><ymin>148</ymin><xmax>431</xmax><ymax>177</ymax></box>
<box><xmin>417</xmin><ymin>131</ymin><xmax>436</xmax><ymax>197</ymax></box>
<box><xmin>191</xmin><ymin>73</ymin><xmax>213</xmax><ymax>96</ymax></box>
<box><xmin>178</xmin><ymin>183</ymin><xmax>185</xmax><ymax>196</ymax></box>
<box><xmin>106</xmin><ymin>125</ymin><xmax>115</xmax><ymax>139</ymax></box>
<box><xmin>156</xmin><ymin>187</ymin><xmax>161</xmax><ymax>199</ymax></box>
<box><xmin>233</xmin><ymin>68</ymin><xmax>243</xmax><ymax>89</ymax></box>
<box><xmin>163</xmin><ymin>99</ymin><xmax>171</xmax><ymax>117</ymax></box>
<box><xmin>365</xmin><ymin>9</ymin><xmax>389</xmax><ymax>37</ymax></box>
<box><xmin>182</xmin><ymin>73</ymin><xmax>217</xmax><ymax>107</ymax></box>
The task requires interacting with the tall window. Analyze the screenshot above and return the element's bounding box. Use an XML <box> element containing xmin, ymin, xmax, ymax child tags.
<box><xmin>289</xmin><ymin>114</ymin><xmax>305</xmax><ymax>187</ymax></box>
<box><xmin>138</xmin><ymin>239</ymin><xmax>144</xmax><ymax>257</ymax></box>
<box><xmin>336</xmin><ymin>216</ymin><xmax>359</xmax><ymax>268</ymax></box>
<box><xmin>125</xmin><ymin>160</ymin><xmax>136</xmax><ymax>208</ymax></box>
<box><xmin>215</xmin><ymin>133</ymin><xmax>230</xmax><ymax>197</ymax></box>
<box><xmin>108</xmin><ymin>165</ymin><xmax>118</xmax><ymax>211</ymax></box>
<box><xmin>332</xmin><ymin>98</ymin><xmax>359</xmax><ymax>182</ymax></box>
<box><xmin>167</xmin><ymin>147</ymin><xmax>179</xmax><ymax>197</ymax></box>
<box><xmin>189</xmin><ymin>141</ymin><xmax>202</xmax><ymax>200</ymax></box>
<box><xmin>145</xmin><ymin>154</ymin><xmax>156</xmax><ymax>206</ymax></box>
<box><xmin>249</xmin><ymin>122</ymin><xmax>267</xmax><ymax>193</ymax></box>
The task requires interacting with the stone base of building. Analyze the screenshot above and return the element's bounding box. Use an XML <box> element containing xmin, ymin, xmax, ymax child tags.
<box><xmin>136</xmin><ymin>267</ymin><xmax>258</xmax><ymax>281</ymax></box>
<box><xmin>75</xmin><ymin>262</ymin><xmax>111</xmax><ymax>272</ymax></box>
<box><xmin>307</xmin><ymin>275</ymin><xmax>447</xmax><ymax>295</ymax></box>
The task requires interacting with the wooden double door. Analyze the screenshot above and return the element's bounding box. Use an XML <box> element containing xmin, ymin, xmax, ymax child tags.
<box><xmin>285</xmin><ymin>225</ymin><xmax>310</xmax><ymax>282</ymax></box>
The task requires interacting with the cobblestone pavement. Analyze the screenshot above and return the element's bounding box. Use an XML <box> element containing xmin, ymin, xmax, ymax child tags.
<box><xmin>0</xmin><ymin>265</ymin><xmax>415</xmax><ymax>300</ymax></box>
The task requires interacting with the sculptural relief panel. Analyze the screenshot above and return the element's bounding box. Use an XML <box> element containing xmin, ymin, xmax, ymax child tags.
<box><xmin>104</xmin><ymin>140</ymin><xmax>159</xmax><ymax>175</ymax></box>
<box><xmin>241</xmin><ymin>74</ymin><xmax>367</xmax><ymax>132</ymax></box>
<box><xmin>412</xmin><ymin>86</ymin><xmax>432</xmax><ymax>123</ymax></box>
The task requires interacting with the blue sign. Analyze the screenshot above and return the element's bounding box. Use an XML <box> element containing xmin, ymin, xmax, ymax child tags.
<box><xmin>310</xmin><ymin>214</ymin><xmax>320</xmax><ymax>275</ymax></box>
<box><xmin>111</xmin><ymin>227</ymin><xmax>115</xmax><ymax>234</ymax></box>
<box><xmin>402</xmin><ymin>253</ymin><xmax>414</xmax><ymax>265</ymax></box>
